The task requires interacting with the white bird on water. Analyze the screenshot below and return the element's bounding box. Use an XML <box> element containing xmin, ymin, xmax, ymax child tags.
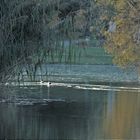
<box><xmin>40</xmin><ymin>80</ymin><xmax>51</xmax><ymax>87</ymax></box>
<box><xmin>40</xmin><ymin>80</ymin><xmax>51</xmax><ymax>99</ymax></box>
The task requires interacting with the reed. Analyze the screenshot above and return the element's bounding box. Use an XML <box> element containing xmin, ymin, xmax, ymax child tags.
<box><xmin>0</xmin><ymin>0</ymin><xmax>113</xmax><ymax>82</ymax></box>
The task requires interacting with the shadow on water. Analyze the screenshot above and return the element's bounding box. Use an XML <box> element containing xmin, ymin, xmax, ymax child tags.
<box><xmin>0</xmin><ymin>85</ymin><xmax>140</xmax><ymax>140</ymax></box>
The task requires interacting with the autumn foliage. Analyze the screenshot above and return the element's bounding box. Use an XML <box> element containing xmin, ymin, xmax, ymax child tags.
<box><xmin>101</xmin><ymin>0</ymin><xmax>140</xmax><ymax>67</ymax></box>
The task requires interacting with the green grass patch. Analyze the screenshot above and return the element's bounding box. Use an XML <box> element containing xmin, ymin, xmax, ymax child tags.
<box><xmin>46</xmin><ymin>47</ymin><xmax>113</xmax><ymax>65</ymax></box>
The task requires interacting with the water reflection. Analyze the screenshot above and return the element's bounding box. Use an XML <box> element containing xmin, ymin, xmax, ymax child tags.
<box><xmin>104</xmin><ymin>91</ymin><xmax>140</xmax><ymax>139</ymax></box>
<box><xmin>0</xmin><ymin>86</ymin><xmax>140</xmax><ymax>140</ymax></box>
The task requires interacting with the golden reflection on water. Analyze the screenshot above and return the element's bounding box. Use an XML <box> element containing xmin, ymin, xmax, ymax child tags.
<box><xmin>104</xmin><ymin>91</ymin><xmax>140</xmax><ymax>139</ymax></box>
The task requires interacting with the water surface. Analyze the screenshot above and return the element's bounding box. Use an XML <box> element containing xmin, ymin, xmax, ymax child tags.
<box><xmin>0</xmin><ymin>84</ymin><xmax>140</xmax><ymax>140</ymax></box>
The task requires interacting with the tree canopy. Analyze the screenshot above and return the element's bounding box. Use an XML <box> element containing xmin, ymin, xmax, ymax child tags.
<box><xmin>0</xmin><ymin>0</ymin><xmax>104</xmax><ymax>80</ymax></box>
<box><xmin>100</xmin><ymin>0</ymin><xmax>140</xmax><ymax>68</ymax></box>
<box><xmin>0</xmin><ymin>0</ymin><xmax>140</xmax><ymax>81</ymax></box>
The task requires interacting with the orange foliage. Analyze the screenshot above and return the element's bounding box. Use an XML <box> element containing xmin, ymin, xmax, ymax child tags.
<box><xmin>102</xmin><ymin>0</ymin><xmax>140</xmax><ymax>67</ymax></box>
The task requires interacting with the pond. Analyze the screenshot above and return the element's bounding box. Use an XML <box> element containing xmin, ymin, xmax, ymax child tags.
<box><xmin>0</xmin><ymin>83</ymin><xmax>140</xmax><ymax>140</ymax></box>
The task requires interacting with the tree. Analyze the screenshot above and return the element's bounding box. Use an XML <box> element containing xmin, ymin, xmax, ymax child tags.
<box><xmin>0</xmin><ymin>0</ymin><xmax>103</xmax><ymax>81</ymax></box>
<box><xmin>101</xmin><ymin>0</ymin><xmax>140</xmax><ymax>68</ymax></box>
